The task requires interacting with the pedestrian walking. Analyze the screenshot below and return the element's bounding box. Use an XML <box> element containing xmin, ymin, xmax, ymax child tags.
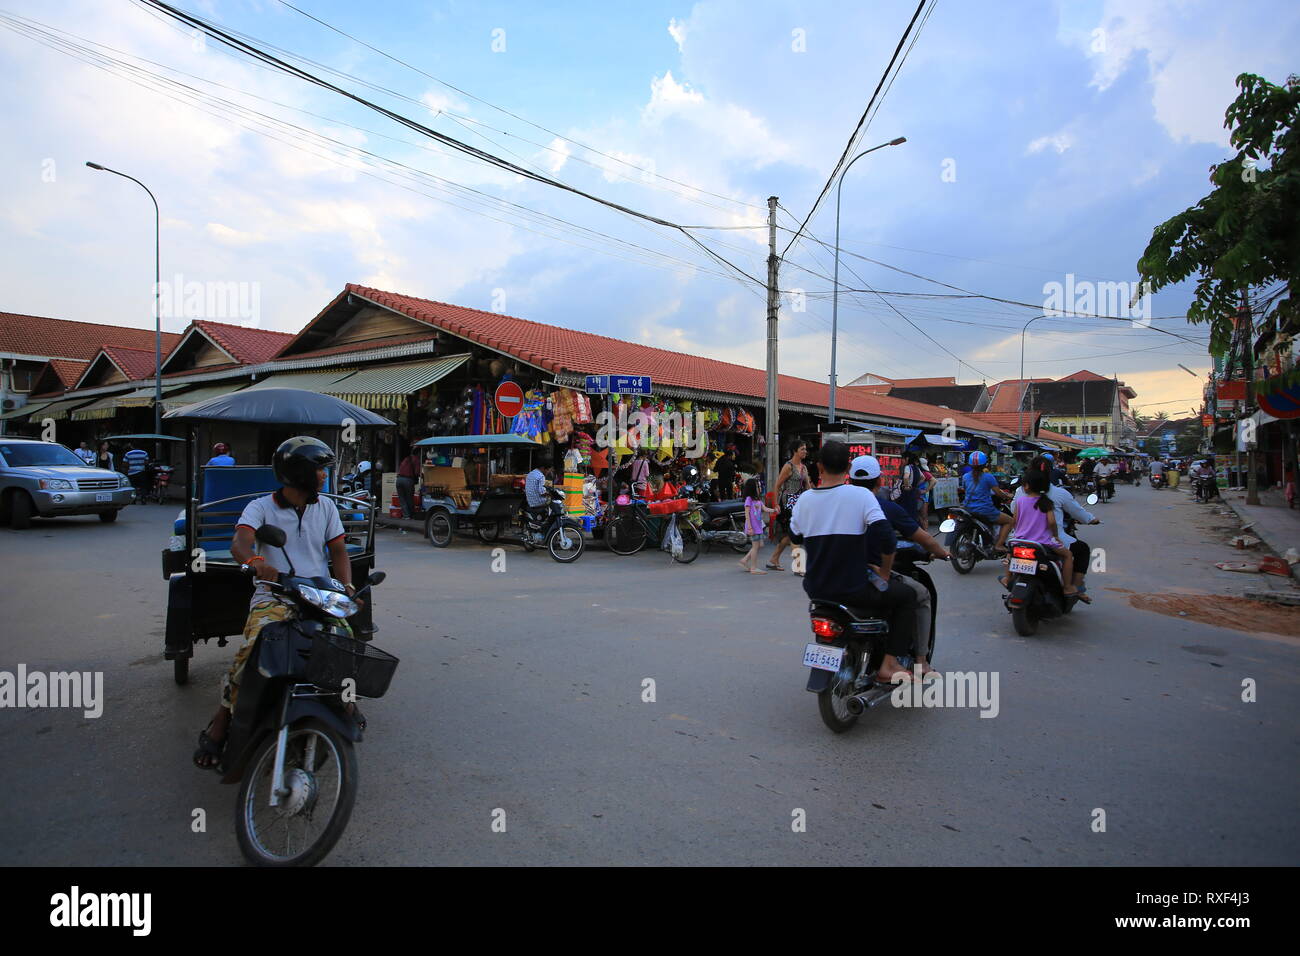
<box><xmin>767</xmin><ymin>440</ymin><xmax>810</xmax><ymax>572</ymax></box>
<box><xmin>739</xmin><ymin>477</ymin><xmax>774</xmax><ymax>574</ymax></box>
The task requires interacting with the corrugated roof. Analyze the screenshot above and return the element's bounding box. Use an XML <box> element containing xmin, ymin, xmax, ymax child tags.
<box><xmin>160</xmin><ymin>382</ymin><xmax>250</xmax><ymax>412</ymax></box>
<box><xmin>244</xmin><ymin>369</ymin><xmax>354</xmax><ymax>391</ymax></box>
<box><xmin>0</xmin><ymin>400</ymin><xmax>54</xmax><ymax>421</ymax></box>
<box><xmin>329</xmin><ymin>355</ymin><xmax>469</xmax><ymax>408</ymax></box>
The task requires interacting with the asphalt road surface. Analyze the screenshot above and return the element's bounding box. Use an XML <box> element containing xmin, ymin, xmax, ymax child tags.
<box><xmin>1</xmin><ymin>482</ymin><xmax>1297</xmax><ymax>866</ymax></box>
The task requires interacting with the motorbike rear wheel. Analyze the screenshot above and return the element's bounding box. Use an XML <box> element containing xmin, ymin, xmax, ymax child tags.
<box><xmin>950</xmin><ymin>534</ymin><xmax>977</xmax><ymax>574</ymax></box>
<box><xmin>728</xmin><ymin>516</ymin><xmax>750</xmax><ymax>554</ymax></box>
<box><xmin>817</xmin><ymin>645</ymin><xmax>863</xmax><ymax>734</ymax></box>
<box><xmin>235</xmin><ymin>718</ymin><xmax>358</xmax><ymax>868</ymax></box>
<box><xmin>1011</xmin><ymin>605</ymin><xmax>1038</xmax><ymax>637</ymax></box>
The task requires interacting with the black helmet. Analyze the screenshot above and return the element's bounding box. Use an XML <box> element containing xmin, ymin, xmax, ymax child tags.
<box><xmin>681</xmin><ymin>464</ymin><xmax>700</xmax><ymax>482</ymax></box>
<box><xmin>273</xmin><ymin>436</ymin><xmax>335</xmax><ymax>494</ymax></box>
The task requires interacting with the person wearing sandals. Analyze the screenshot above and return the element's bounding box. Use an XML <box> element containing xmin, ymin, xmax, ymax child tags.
<box><xmin>767</xmin><ymin>440</ymin><xmax>811</xmax><ymax>572</ymax></box>
<box><xmin>739</xmin><ymin>477</ymin><xmax>775</xmax><ymax>573</ymax></box>
<box><xmin>193</xmin><ymin>437</ymin><xmax>358</xmax><ymax>770</ymax></box>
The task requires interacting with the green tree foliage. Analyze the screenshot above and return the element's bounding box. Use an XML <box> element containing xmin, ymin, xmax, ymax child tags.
<box><xmin>1137</xmin><ymin>73</ymin><xmax>1299</xmax><ymax>353</ymax></box>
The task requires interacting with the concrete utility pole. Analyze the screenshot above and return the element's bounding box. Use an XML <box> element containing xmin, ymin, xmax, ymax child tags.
<box><xmin>1242</xmin><ymin>293</ymin><xmax>1260</xmax><ymax>505</ymax></box>
<box><xmin>765</xmin><ymin>196</ymin><xmax>780</xmax><ymax>497</ymax></box>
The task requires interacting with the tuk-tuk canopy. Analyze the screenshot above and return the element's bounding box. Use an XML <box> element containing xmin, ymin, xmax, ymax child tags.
<box><xmin>100</xmin><ymin>433</ymin><xmax>186</xmax><ymax>442</ymax></box>
<box><xmin>414</xmin><ymin>434</ymin><xmax>539</xmax><ymax>448</ymax></box>
<box><xmin>163</xmin><ymin>387</ymin><xmax>393</xmax><ymax>427</ymax></box>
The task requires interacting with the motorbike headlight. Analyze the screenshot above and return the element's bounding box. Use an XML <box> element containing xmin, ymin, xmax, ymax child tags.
<box><xmin>39</xmin><ymin>478</ymin><xmax>74</xmax><ymax>490</ymax></box>
<box><xmin>296</xmin><ymin>584</ymin><xmax>357</xmax><ymax>618</ymax></box>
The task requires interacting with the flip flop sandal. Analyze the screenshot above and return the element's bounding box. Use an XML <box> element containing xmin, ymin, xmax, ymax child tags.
<box><xmin>765</xmin><ymin>563</ymin><xmax>783</xmax><ymax>571</ymax></box>
<box><xmin>192</xmin><ymin>725</ymin><xmax>225</xmax><ymax>771</ymax></box>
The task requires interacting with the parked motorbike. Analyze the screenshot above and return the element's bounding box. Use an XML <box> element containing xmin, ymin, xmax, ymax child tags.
<box><xmin>224</xmin><ymin>524</ymin><xmax>397</xmax><ymax>866</ymax></box>
<box><xmin>690</xmin><ymin>496</ymin><xmax>750</xmax><ymax>553</ymax></box>
<box><xmin>520</xmin><ymin>487</ymin><xmax>586</xmax><ymax>562</ymax></box>
<box><xmin>1002</xmin><ymin>493</ymin><xmax>1099</xmax><ymax>637</ymax></box>
<box><xmin>801</xmin><ymin>542</ymin><xmax>937</xmax><ymax>733</ymax></box>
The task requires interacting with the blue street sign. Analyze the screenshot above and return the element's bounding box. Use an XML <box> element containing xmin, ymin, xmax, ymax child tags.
<box><xmin>584</xmin><ymin>375</ymin><xmax>609</xmax><ymax>394</ymax></box>
<box><xmin>610</xmin><ymin>375</ymin><xmax>652</xmax><ymax>395</ymax></box>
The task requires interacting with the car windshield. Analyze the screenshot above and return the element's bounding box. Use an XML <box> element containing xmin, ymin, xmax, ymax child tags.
<box><xmin>0</xmin><ymin>443</ymin><xmax>88</xmax><ymax>468</ymax></box>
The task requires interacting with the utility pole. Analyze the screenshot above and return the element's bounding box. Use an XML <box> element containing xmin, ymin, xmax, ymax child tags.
<box><xmin>1242</xmin><ymin>293</ymin><xmax>1260</xmax><ymax>505</ymax></box>
<box><xmin>765</xmin><ymin>196</ymin><xmax>780</xmax><ymax>498</ymax></box>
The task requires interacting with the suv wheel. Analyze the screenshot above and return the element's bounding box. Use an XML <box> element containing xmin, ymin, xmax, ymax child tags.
<box><xmin>10</xmin><ymin>492</ymin><xmax>34</xmax><ymax>530</ymax></box>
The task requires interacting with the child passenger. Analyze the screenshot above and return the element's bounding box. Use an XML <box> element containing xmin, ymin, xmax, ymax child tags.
<box><xmin>1002</xmin><ymin>470</ymin><xmax>1077</xmax><ymax>595</ymax></box>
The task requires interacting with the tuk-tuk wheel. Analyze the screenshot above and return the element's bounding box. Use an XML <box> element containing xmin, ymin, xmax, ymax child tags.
<box><xmin>475</xmin><ymin>523</ymin><xmax>500</xmax><ymax>544</ymax></box>
<box><xmin>174</xmin><ymin>657</ymin><xmax>190</xmax><ymax>685</ymax></box>
<box><xmin>426</xmin><ymin>510</ymin><xmax>453</xmax><ymax>547</ymax></box>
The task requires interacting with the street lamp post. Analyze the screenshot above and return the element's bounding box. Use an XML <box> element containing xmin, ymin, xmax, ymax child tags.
<box><xmin>86</xmin><ymin>162</ymin><xmax>162</xmax><ymax>457</ymax></box>
<box><xmin>828</xmin><ymin>136</ymin><xmax>906</xmax><ymax>425</ymax></box>
<box><xmin>1017</xmin><ymin>314</ymin><xmax>1051</xmax><ymax>439</ymax></box>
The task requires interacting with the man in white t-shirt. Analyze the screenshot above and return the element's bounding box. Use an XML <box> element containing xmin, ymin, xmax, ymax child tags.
<box><xmin>193</xmin><ymin>436</ymin><xmax>354</xmax><ymax>770</ymax></box>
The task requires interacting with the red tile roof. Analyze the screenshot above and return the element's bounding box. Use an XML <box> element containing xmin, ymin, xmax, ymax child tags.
<box><xmin>339</xmin><ymin>284</ymin><xmax>1018</xmax><ymax>435</ymax></box>
<box><xmin>1057</xmin><ymin>369</ymin><xmax>1111</xmax><ymax>382</ymax></box>
<box><xmin>885</xmin><ymin>376</ymin><xmax>957</xmax><ymax>388</ymax></box>
<box><xmin>969</xmin><ymin>411</ymin><xmax>1042</xmax><ymax>433</ymax></box>
<box><xmin>101</xmin><ymin>346</ymin><xmax>159</xmax><ymax>381</ymax></box>
<box><xmin>1038</xmin><ymin>428</ymin><xmax>1085</xmax><ymax>447</ymax></box>
<box><xmin>43</xmin><ymin>359</ymin><xmax>90</xmax><ymax>390</ymax></box>
<box><xmin>0</xmin><ymin>311</ymin><xmax>181</xmax><ymax>361</ymax></box>
<box><xmin>987</xmin><ymin>378</ymin><xmax>1052</xmax><ymax>413</ymax></box>
<box><xmin>192</xmin><ymin>321</ymin><xmax>294</xmax><ymax>365</ymax></box>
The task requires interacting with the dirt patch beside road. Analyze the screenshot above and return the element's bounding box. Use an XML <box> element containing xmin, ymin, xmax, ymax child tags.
<box><xmin>1123</xmin><ymin>589</ymin><xmax>1300</xmax><ymax>638</ymax></box>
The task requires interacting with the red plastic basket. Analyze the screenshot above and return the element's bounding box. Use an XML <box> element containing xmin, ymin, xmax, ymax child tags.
<box><xmin>647</xmin><ymin>498</ymin><xmax>689</xmax><ymax>516</ymax></box>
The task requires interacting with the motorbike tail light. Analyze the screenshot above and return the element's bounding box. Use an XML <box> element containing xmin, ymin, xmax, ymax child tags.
<box><xmin>811</xmin><ymin>618</ymin><xmax>842</xmax><ymax>642</ymax></box>
<box><xmin>1012</xmin><ymin>546</ymin><xmax>1037</xmax><ymax>560</ymax></box>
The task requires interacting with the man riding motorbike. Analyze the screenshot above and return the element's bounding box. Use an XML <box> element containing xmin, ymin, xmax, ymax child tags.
<box><xmin>193</xmin><ymin>437</ymin><xmax>356</xmax><ymax>769</ymax></box>
<box><xmin>850</xmin><ymin>454</ymin><xmax>949</xmax><ymax>678</ymax></box>
<box><xmin>1092</xmin><ymin>457</ymin><xmax>1116</xmax><ymax>500</ymax></box>
<box><xmin>789</xmin><ymin>440</ymin><xmax>920</xmax><ymax>685</ymax></box>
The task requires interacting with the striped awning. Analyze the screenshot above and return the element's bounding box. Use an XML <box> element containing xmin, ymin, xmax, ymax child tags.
<box><xmin>160</xmin><ymin>382</ymin><xmax>250</xmax><ymax>412</ymax></box>
<box><xmin>29</xmin><ymin>396</ymin><xmax>95</xmax><ymax>422</ymax></box>
<box><xmin>0</xmin><ymin>400</ymin><xmax>53</xmax><ymax>421</ymax></box>
<box><xmin>71</xmin><ymin>385</ymin><xmax>184</xmax><ymax>421</ymax></box>
<box><xmin>243</xmin><ymin>369</ymin><xmax>355</xmax><ymax>392</ymax></box>
<box><xmin>328</xmin><ymin>355</ymin><xmax>470</xmax><ymax>409</ymax></box>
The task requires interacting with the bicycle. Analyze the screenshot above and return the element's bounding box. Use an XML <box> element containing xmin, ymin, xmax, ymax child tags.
<box><xmin>605</xmin><ymin>499</ymin><xmax>700</xmax><ymax>563</ymax></box>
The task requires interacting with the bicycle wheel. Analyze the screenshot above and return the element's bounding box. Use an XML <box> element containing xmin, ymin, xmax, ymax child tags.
<box><xmin>606</xmin><ymin>515</ymin><xmax>647</xmax><ymax>555</ymax></box>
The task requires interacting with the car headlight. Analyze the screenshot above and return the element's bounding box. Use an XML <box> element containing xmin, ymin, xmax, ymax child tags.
<box><xmin>119</xmin><ymin>476</ymin><xmax>133</xmax><ymax>489</ymax></box>
<box><xmin>39</xmin><ymin>478</ymin><xmax>74</xmax><ymax>490</ymax></box>
<box><xmin>296</xmin><ymin>585</ymin><xmax>358</xmax><ymax>619</ymax></box>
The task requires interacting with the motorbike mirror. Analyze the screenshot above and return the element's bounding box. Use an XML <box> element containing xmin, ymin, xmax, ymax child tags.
<box><xmin>939</xmin><ymin>518</ymin><xmax>957</xmax><ymax>533</ymax></box>
<box><xmin>367</xmin><ymin>570</ymin><xmax>386</xmax><ymax>587</ymax></box>
<box><xmin>1086</xmin><ymin>494</ymin><xmax>1099</xmax><ymax>505</ymax></box>
<box><xmin>255</xmin><ymin>524</ymin><xmax>288</xmax><ymax>548</ymax></box>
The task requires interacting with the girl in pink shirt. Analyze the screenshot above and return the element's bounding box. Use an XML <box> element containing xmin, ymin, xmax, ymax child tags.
<box><xmin>740</xmin><ymin>477</ymin><xmax>775</xmax><ymax>574</ymax></box>
<box><xmin>1003</xmin><ymin>471</ymin><xmax>1076</xmax><ymax>594</ymax></box>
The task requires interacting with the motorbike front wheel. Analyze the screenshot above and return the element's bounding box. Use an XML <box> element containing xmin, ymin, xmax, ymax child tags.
<box><xmin>235</xmin><ymin>718</ymin><xmax>358</xmax><ymax>868</ymax></box>
<box><xmin>547</xmin><ymin>524</ymin><xmax>585</xmax><ymax>563</ymax></box>
<box><xmin>950</xmin><ymin>533</ymin><xmax>977</xmax><ymax>574</ymax></box>
<box><xmin>817</xmin><ymin>645</ymin><xmax>863</xmax><ymax>734</ymax></box>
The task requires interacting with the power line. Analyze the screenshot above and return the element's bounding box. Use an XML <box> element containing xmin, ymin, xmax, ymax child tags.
<box><xmin>781</xmin><ymin>0</ymin><xmax>931</xmax><ymax>258</ymax></box>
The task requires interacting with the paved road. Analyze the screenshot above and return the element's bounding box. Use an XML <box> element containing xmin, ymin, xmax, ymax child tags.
<box><xmin>1</xmin><ymin>482</ymin><xmax>1297</xmax><ymax>865</ymax></box>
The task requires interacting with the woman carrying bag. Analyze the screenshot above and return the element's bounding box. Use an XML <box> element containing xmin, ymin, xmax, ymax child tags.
<box><xmin>767</xmin><ymin>440</ymin><xmax>810</xmax><ymax>572</ymax></box>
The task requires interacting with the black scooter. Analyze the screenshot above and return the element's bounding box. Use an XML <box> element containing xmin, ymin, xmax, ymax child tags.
<box><xmin>941</xmin><ymin>496</ymin><xmax>1012</xmax><ymax>575</ymax></box>
<box><xmin>218</xmin><ymin>525</ymin><xmax>397</xmax><ymax>866</ymax></box>
<box><xmin>801</xmin><ymin>543</ymin><xmax>938</xmax><ymax>733</ymax></box>
<box><xmin>1002</xmin><ymin>493</ymin><xmax>1099</xmax><ymax>637</ymax></box>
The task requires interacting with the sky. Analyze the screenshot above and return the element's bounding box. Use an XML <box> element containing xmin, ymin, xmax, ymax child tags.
<box><xmin>2</xmin><ymin>0</ymin><xmax>1297</xmax><ymax>418</ymax></box>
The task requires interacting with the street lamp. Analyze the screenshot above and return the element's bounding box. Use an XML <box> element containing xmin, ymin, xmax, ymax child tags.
<box><xmin>86</xmin><ymin>162</ymin><xmax>162</xmax><ymax>456</ymax></box>
<box><xmin>1017</xmin><ymin>314</ymin><xmax>1052</xmax><ymax>439</ymax></box>
<box><xmin>828</xmin><ymin>136</ymin><xmax>906</xmax><ymax>425</ymax></box>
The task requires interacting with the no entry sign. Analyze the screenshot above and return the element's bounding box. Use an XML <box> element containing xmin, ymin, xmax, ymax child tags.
<box><xmin>494</xmin><ymin>381</ymin><xmax>525</xmax><ymax>418</ymax></box>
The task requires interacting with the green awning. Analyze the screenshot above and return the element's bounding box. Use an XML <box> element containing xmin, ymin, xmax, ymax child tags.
<box><xmin>328</xmin><ymin>355</ymin><xmax>470</xmax><ymax>409</ymax></box>
<box><xmin>29</xmin><ymin>396</ymin><xmax>96</xmax><ymax>422</ymax></box>
<box><xmin>243</xmin><ymin>369</ymin><xmax>355</xmax><ymax>392</ymax></box>
<box><xmin>71</xmin><ymin>385</ymin><xmax>184</xmax><ymax>421</ymax></box>
<box><xmin>0</xmin><ymin>400</ymin><xmax>53</xmax><ymax>421</ymax></box>
<box><xmin>161</xmin><ymin>382</ymin><xmax>250</xmax><ymax>412</ymax></box>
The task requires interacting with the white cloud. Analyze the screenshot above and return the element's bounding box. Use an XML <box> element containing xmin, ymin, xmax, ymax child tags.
<box><xmin>667</xmin><ymin>18</ymin><xmax>686</xmax><ymax>53</ymax></box>
<box><xmin>1027</xmin><ymin>132</ymin><xmax>1075</xmax><ymax>155</ymax></box>
<box><xmin>205</xmin><ymin>223</ymin><xmax>266</xmax><ymax>246</ymax></box>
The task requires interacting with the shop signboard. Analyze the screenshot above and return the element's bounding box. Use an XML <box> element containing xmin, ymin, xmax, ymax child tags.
<box><xmin>931</xmin><ymin>476</ymin><xmax>960</xmax><ymax>509</ymax></box>
<box><xmin>585</xmin><ymin>374</ymin><xmax>652</xmax><ymax>396</ymax></box>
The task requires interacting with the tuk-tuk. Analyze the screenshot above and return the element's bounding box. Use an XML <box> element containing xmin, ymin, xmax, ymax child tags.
<box><xmin>159</xmin><ymin>388</ymin><xmax>392</xmax><ymax>685</ymax></box>
<box><xmin>414</xmin><ymin>433</ymin><xmax>587</xmax><ymax>562</ymax></box>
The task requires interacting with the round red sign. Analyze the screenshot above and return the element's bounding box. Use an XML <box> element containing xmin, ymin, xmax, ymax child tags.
<box><xmin>494</xmin><ymin>381</ymin><xmax>525</xmax><ymax>418</ymax></box>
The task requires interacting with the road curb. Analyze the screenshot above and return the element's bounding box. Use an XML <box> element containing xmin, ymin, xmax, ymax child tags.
<box><xmin>1217</xmin><ymin>492</ymin><xmax>1300</xmax><ymax>585</ymax></box>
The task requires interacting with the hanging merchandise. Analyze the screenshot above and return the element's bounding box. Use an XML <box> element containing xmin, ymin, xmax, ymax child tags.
<box><xmin>572</xmin><ymin>390</ymin><xmax>594</xmax><ymax>424</ymax></box>
<box><xmin>736</xmin><ymin>409</ymin><xmax>755</xmax><ymax>436</ymax></box>
<box><xmin>551</xmin><ymin>389</ymin><xmax>574</xmax><ymax>444</ymax></box>
<box><xmin>719</xmin><ymin>407</ymin><xmax>733</xmax><ymax>430</ymax></box>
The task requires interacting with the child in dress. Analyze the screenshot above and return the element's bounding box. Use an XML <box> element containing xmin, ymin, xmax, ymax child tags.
<box><xmin>1003</xmin><ymin>471</ymin><xmax>1077</xmax><ymax>595</ymax></box>
<box><xmin>740</xmin><ymin>477</ymin><xmax>775</xmax><ymax>574</ymax></box>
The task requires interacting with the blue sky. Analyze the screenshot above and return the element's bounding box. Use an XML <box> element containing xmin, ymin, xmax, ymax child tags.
<box><xmin>2</xmin><ymin>0</ymin><xmax>1297</xmax><ymax>414</ymax></box>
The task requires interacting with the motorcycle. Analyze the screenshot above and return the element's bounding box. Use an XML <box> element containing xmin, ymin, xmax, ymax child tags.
<box><xmin>1002</xmin><ymin>493</ymin><xmax>1099</xmax><ymax>637</ymax></box>
<box><xmin>801</xmin><ymin>542</ymin><xmax>938</xmax><ymax>733</ymax></box>
<box><xmin>220</xmin><ymin>524</ymin><xmax>397</xmax><ymax>866</ymax></box>
<box><xmin>519</xmin><ymin>487</ymin><xmax>586</xmax><ymax>562</ymax></box>
<box><xmin>1096</xmin><ymin>475</ymin><xmax>1114</xmax><ymax>502</ymax></box>
<box><xmin>1192</xmin><ymin>474</ymin><xmax>1217</xmax><ymax>502</ymax></box>
<box><xmin>1149</xmin><ymin>472</ymin><xmax>1165</xmax><ymax>490</ymax></box>
<box><xmin>941</xmin><ymin>501</ymin><xmax>1010</xmax><ymax>574</ymax></box>
<box><xmin>687</xmin><ymin>493</ymin><xmax>750</xmax><ymax>553</ymax></box>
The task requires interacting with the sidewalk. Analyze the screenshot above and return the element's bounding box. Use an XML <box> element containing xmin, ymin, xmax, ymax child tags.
<box><xmin>1215</xmin><ymin>484</ymin><xmax>1300</xmax><ymax>583</ymax></box>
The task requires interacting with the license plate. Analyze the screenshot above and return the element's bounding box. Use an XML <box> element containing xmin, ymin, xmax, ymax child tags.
<box><xmin>803</xmin><ymin>643</ymin><xmax>845</xmax><ymax>672</ymax></box>
<box><xmin>1009</xmin><ymin>557</ymin><xmax>1037</xmax><ymax>575</ymax></box>
<box><xmin>95</xmin><ymin>493</ymin><xmax>113</xmax><ymax>502</ymax></box>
